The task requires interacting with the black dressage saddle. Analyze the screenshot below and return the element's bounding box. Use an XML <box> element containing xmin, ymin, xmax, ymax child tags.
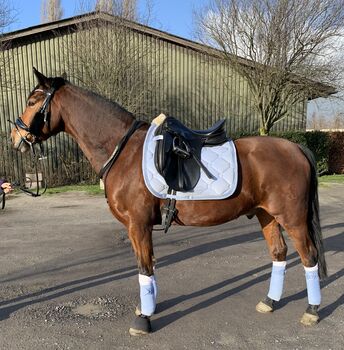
<box><xmin>154</xmin><ymin>116</ymin><xmax>228</xmax><ymax>192</ymax></box>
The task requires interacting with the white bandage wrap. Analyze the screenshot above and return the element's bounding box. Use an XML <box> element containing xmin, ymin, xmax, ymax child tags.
<box><xmin>304</xmin><ymin>264</ymin><xmax>321</xmax><ymax>306</ymax></box>
<box><xmin>139</xmin><ymin>274</ymin><xmax>157</xmax><ymax>316</ymax></box>
<box><xmin>267</xmin><ymin>261</ymin><xmax>287</xmax><ymax>302</ymax></box>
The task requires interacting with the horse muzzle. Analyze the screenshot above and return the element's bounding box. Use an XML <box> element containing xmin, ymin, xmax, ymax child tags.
<box><xmin>10</xmin><ymin>128</ymin><xmax>31</xmax><ymax>153</ymax></box>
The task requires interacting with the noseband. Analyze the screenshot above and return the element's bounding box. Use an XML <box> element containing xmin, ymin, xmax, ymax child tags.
<box><xmin>12</xmin><ymin>87</ymin><xmax>56</xmax><ymax>146</ymax></box>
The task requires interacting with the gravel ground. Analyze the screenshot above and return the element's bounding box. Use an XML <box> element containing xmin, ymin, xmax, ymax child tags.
<box><xmin>0</xmin><ymin>184</ymin><xmax>343</xmax><ymax>350</ymax></box>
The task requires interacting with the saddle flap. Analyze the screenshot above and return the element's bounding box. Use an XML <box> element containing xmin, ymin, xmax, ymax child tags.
<box><xmin>154</xmin><ymin>123</ymin><xmax>173</xmax><ymax>175</ymax></box>
<box><xmin>154</xmin><ymin>125</ymin><xmax>201</xmax><ymax>191</ymax></box>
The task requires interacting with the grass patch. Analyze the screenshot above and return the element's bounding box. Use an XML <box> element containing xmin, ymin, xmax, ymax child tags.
<box><xmin>319</xmin><ymin>174</ymin><xmax>344</xmax><ymax>184</ymax></box>
<box><xmin>45</xmin><ymin>184</ymin><xmax>103</xmax><ymax>195</ymax></box>
<box><xmin>22</xmin><ymin>175</ymin><xmax>344</xmax><ymax>196</ymax></box>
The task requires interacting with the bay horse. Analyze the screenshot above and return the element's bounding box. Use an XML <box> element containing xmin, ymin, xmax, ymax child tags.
<box><xmin>11</xmin><ymin>69</ymin><xmax>327</xmax><ymax>335</ymax></box>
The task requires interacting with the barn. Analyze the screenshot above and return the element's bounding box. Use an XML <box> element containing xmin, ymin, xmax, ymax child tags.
<box><xmin>0</xmin><ymin>11</ymin><xmax>332</xmax><ymax>184</ymax></box>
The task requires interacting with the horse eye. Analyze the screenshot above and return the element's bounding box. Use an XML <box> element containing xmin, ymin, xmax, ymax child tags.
<box><xmin>28</xmin><ymin>100</ymin><xmax>35</xmax><ymax>107</ymax></box>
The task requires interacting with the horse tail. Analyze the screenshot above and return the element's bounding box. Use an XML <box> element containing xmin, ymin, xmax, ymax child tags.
<box><xmin>298</xmin><ymin>144</ymin><xmax>327</xmax><ymax>279</ymax></box>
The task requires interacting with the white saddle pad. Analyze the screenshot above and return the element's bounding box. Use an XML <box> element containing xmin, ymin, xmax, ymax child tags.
<box><xmin>142</xmin><ymin>123</ymin><xmax>238</xmax><ymax>200</ymax></box>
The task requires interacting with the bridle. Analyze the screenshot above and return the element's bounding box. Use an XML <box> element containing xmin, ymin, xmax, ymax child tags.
<box><xmin>8</xmin><ymin>85</ymin><xmax>57</xmax><ymax>197</ymax></box>
<box><xmin>13</xmin><ymin>86</ymin><xmax>56</xmax><ymax>146</ymax></box>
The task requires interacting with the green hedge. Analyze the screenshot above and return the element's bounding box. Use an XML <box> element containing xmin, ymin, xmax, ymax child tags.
<box><xmin>273</xmin><ymin>131</ymin><xmax>330</xmax><ymax>175</ymax></box>
<box><xmin>230</xmin><ymin>131</ymin><xmax>331</xmax><ymax>175</ymax></box>
<box><xmin>328</xmin><ymin>132</ymin><xmax>344</xmax><ymax>174</ymax></box>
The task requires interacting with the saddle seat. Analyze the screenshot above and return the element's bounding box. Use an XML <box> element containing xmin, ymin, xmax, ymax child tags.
<box><xmin>164</xmin><ymin>117</ymin><xmax>227</xmax><ymax>145</ymax></box>
<box><xmin>154</xmin><ymin>115</ymin><xmax>229</xmax><ymax>192</ymax></box>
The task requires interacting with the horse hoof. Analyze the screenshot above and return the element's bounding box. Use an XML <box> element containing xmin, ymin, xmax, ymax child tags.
<box><xmin>300</xmin><ymin>312</ymin><xmax>319</xmax><ymax>326</ymax></box>
<box><xmin>129</xmin><ymin>315</ymin><xmax>152</xmax><ymax>336</ymax></box>
<box><xmin>256</xmin><ymin>300</ymin><xmax>273</xmax><ymax>313</ymax></box>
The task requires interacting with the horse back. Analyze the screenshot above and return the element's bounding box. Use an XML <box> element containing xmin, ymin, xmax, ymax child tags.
<box><xmin>234</xmin><ymin>136</ymin><xmax>312</xmax><ymax>210</ymax></box>
<box><xmin>234</xmin><ymin>136</ymin><xmax>310</xmax><ymax>181</ymax></box>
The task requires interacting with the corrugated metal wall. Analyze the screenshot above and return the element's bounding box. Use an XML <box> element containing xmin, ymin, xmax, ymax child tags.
<box><xmin>0</xmin><ymin>17</ymin><xmax>306</xmax><ymax>185</ymax></box>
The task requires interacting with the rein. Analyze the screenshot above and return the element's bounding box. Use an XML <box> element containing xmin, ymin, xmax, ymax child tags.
<box><xmin>1</xmin><ymin>144</ymin><xmax>47</xmax><ymax>200</ymax></box>
<box><xmin>0</xmin><ymin>173</ymin><xmax>46</xmax><ymax>210</ymax></box>
<box><xmin>1</xmin><ymin>192</ymin><xmax>5</xmax><ymax>209</ymax></box>
<box><xmin>19</xmin><ymin>143</ymin><xmax>47</xmax><ymax>197</ymax></box>
<box><xmin>98</xmin><ymin>119</ymin><xmax>168</xmax><ymax>232</ymax></box>
<box><xmin>99</xmin><ymin>120</ymin><xmax>147</xmax><ymax>179</ymax></box>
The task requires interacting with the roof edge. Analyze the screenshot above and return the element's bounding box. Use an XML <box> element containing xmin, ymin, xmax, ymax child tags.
<box><xmin>1</xmin><ymin>11</ymin><xmax>336</xmax><ymax>99</ymax></box>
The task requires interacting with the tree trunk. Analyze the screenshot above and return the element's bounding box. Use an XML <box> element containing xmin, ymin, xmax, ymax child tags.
<box><xmin>259</xmin><ymin>126</ymin><xmax>269</xmax><ymax>136</ymax></box>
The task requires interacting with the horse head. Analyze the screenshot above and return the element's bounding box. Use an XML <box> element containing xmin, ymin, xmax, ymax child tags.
<box><xmin>11</xmin><ymin>68</ymin><xmax>66</xmax><ymax>152</ymax></box>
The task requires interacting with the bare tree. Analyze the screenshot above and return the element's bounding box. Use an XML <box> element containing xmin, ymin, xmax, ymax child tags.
<box><xmin>95</xmin><ymin>0</ymin><xmax>137</xmax><ymax>20</ymax></box>
<box><xmin>95</xmin><ymin>0</ymin><xmax>114</xmax><ymax>13</ymax></box>
<box><xmin>0</xmin><ymin>0</ymin><xmax>16</xmax><ymax>88</ymax></box>
<box><xmin>121</xmin><ymin>0</ymin><xmax>137</xmax><ymax>20</ymax></box>
<box><xmin>0</xmin><ymin>0</ymin><xmax>13</xmax><ymax>93</ymax></box>
<box><xmin>41</xmin><ymin>0</ymin><xmax>64</xmax><ymax>23</ymax></box>
<box><xmin>65</xmin><ymin>5</ymin><xmax>163</xmax><ymax>119</ymax></box>
<box><xmin>77</xmin><ymin>0</ymin><xmax>153</xmax><ymax>22</ymax></box>
<box><xmin>308</xmin><ymin>112</ymin><xmax>344</xmax><ymax>130</ymax></box>
<box><xmin>0</xmin><ymin>0</ymin><xmax>14</xmax><ymax>32</ymax></box>
<box><xmin>195</xmin><ymin>0</ymin><xmax>344</xmax><ymax>135</ymax></box>
<box><xmin>307</xmin><ymin>112</ymin><xmax>329</xmax><ymax>130</ymax></box>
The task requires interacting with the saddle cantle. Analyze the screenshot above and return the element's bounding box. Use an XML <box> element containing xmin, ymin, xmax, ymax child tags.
<box><xmin>154</xmin><ymin>115</ymin><xmax>228</xmax><ymax>192</ymax></box>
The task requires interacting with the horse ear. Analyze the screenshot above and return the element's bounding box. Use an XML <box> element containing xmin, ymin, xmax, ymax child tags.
<box><xmin>61</xmin><ymin>72</ymin><xmax>67</xmax><ymax>80</ymax></box>
<box><xmin>33</xmin><ymin>67</ymin><xmax>49</xmax><ymax>86</ymax></box>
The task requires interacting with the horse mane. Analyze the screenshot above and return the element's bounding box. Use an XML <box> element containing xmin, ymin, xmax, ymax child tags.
<box><xmin>29</xmin><ymin>75</ymin><xmax>135</xmax><ymax>126</ymax></box>
<box><xmin>66</xmin><ymin>82</ymin><xmax>135</xmax><ymax>125</ymax></box>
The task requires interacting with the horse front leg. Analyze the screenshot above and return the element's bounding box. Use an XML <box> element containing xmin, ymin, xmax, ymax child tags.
<box><xmin>127</xmin><ymin>223</ymin><xmax>157</xmax><ymax>336</ymax></box>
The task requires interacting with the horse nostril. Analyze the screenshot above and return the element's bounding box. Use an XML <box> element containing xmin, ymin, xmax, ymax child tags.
<box><xmin>25</xmin><ymin>134</ymin><xmax>34</xmax><ymax>142</ymax></box>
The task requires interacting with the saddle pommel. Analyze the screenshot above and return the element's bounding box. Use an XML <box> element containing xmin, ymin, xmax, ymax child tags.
<box><xmin>152</xmin><ymin>113</ymin><xmax>167</xmax><ymax>126</ymax></box>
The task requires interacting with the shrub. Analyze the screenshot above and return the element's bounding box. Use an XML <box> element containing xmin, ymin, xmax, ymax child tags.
<box><xmin>273</xmin><ymin>131</ymin><xmax>330</xmax><ymax>175</ymax></box>
<box><xmin>328</xmin><ymin>132</ymin><xmax>344</xmax><ymax>174</ymax></box>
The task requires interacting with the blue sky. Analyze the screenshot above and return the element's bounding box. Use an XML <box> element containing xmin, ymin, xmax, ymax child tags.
<box><xmin>8</xmin><ymin>0</ymin><xmax>206</xmax><ymax>40</ymax></box>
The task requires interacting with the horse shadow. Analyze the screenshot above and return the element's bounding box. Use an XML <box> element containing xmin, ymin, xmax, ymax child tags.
<box><xmin>0</xmin><ymin>224</ymin><xmax>262</xmax><ymax>317</ymax></box>
<box><xmin>0</xmin><ymin>228</ymin><xmax>342</xmax><ymax>327</ymax></box>
<box><xmin>0</xmin><ymin>222</ymin><xmax>258</xmax><ymax>285</ymax></box>
<box><xmin>151</xmin><ymin>263</ymin><xmax>344</xmax><ymax>332</ymax></box>
<box><xmin>0</xmin><ymin>225</ymin><xmax>261</xmax><ymax>321</ymax></box>
<box><xmin>153</xmin><ymin>230</ymin><xmax>344</xmax><ymax>330</ymax></box>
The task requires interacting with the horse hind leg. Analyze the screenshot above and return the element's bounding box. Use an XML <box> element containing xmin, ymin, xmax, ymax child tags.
<box><xmin>282</xmin><ymin>221</ymin><xmax>322</xmax><ymax>326</ymax></box>
<box><xmin>255</xmin><ymin>209</ymin><xmax>288</xmax><ymax>314</ymax></box>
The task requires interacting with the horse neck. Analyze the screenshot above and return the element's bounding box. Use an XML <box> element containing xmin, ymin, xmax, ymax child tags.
<box><xmin>56</xmin><ymin>85</ymin><xmax>135</xmax><ymax>174</ymax></box>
